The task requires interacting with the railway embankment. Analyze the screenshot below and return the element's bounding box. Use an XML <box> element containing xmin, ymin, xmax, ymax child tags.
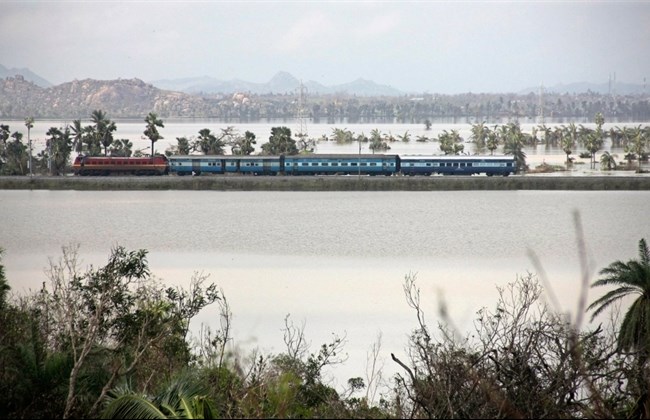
<box><xmin>1</xmin><ymin>175</ymin><xmax>650</xmax><ymax>191</ymax></box>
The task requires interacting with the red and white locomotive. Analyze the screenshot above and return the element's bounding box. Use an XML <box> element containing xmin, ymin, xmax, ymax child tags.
<box><xmin>72</xmin><ymin>155</ymin><xmax>169</xmax><ymax>176</ymax></box>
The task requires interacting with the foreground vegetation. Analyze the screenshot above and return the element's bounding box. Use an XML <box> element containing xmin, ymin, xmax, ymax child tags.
<box><xmin>2</xmin><ymin>225</ymin><xmax>650</xmax><ymax>418</ymax></box>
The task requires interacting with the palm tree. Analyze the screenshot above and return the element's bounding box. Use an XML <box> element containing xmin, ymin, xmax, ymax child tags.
<box><xmin>503</xmin><ymin>126</ymin><xmax>527</xmax><ymax>173</ymax></box>
<box><xmin>194</xmin><ymin>128</ymin><xmax>225</xmax><ymax>155</ymax></box>
<box><xmin>70</xmin><ymin>120</ymin><xmax>84</xmax><ymax>155</ymax></box>
<box><xmin>90</xmin><ymin>110</ymin><xmax>116</xmax><ymax>156</ymax></box>
<box><xmin>629</xmin><ymin>125</ymin><xmax>648</xmax><ymax>173</ymax></box>
<box><xmin>599</xmin><ymin>151</ymin><xmax>617</xmax><ymax>171</ymax></box>
<box><xmin>486</xmin><ymin>130</ymin><xmax>499</xmax><ymax>155</ymax></box>
<box><xmin>470</xmin><ymin>122</ymin><xmax>488</xmax><ymax>152</ymax></box>
<box><xmin>559</xmin><ymin>127</ymin><xmax>575</xmax><ymax>168</ymax></box>
<box><xmin>238</xmin><ymin>131</ymin><xmax>257</xmax><ymax>155</ymax></box>
<box><xmin>578</xmin><ymin>122</ymin><xmax>603</xmax><ymax>170</ymax></box>
<box><xmin>101</xmin><ymin>376</ymin><xmax>217</xmax><ymax>419</ymax></box>
<box><xmin>397</xmin><ymin>130</ymin><xmax>411</xmax><ymax>143</ymax></box>
<box><xmin>537</xmin><ymin>124</ymin><xmax>552</xmax><ymax>147</ymax></box>
<box><xmin>330</xmin><ymin>128</ymin><xmax>353</xmax><ymax>144</ymax></box>
<box><xmin>367</xmin><ymin>129</ymin><xmax>388</xmax><ymax>154</ymax></box>
<box><xmin>587</xmin><ymin>238</ymin><xmax>650</xmax><ymax>417</ymax></box>
<box><xmin>173</xmin><ymin>137</ymin><xmax>191</xmax><ymax>155</ymax></box>
<box><xmin>143</xmin><ymin>112</ymin><xmax>164</xmax><ymax>156</ymax></box>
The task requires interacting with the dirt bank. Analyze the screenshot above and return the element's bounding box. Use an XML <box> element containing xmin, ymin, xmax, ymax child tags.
<box><xmin>1</xmin><ymin>175</ymin><xmax>650</xmax><ymax>191</ymax></box>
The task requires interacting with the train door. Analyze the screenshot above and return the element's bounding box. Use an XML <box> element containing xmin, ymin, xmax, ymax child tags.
<box><xmin>263</xmin><ymin>159</ymin><xmax>273</xmax><ymax>175</ymax></box>
<box><xmin>192</xmin><ymin>159</ymin><xmax>201</xmax><ymax>175</ymax></box>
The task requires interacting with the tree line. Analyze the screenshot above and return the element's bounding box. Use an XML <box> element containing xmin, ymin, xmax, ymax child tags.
<box><xmin>1</xmin><ymin>228</ymin><xmax>650</xmax><ymax>418</ymax></box>
<box><xmin>1</xmin><ymin>111</ymin><xmax>649</xmax><ymax>176</ymax></box>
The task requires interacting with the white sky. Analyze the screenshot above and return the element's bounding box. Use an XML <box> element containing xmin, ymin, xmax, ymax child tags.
<box><xmin>2</xmin><ymin>0</ymin><xmax>649</xmax><ymax>94</ymax></box>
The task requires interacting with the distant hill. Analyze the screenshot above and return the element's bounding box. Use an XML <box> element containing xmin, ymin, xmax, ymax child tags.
<box><xmin>150</xmin><ymin>71</ymin><xmax>403</xmax><ymax>96</ymax></box>
<box><xmin>0</xmin><ymin>64</ymin><xmax>52</xmax><ymax>88</ymax></box>
<box><xmin>2</xmin><ymin>62</ymin><xmax>647</xmax><ymax>97</ymax></box>
<box><xmin>0</xmin><ymin>76</ymin><xmax>223</xmax><ymax>119</ymax></box>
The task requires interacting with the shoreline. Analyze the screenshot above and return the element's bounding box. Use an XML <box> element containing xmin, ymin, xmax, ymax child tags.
<box><xmin>2</xmin><ymin>175</ymin><xmax>650</xmax><ymax>191</ymax></box>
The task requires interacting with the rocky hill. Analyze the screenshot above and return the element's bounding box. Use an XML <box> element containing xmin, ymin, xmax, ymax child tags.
<box><xmin>0</xmin><ymin>74</ymin><xmax>409</xmax><ymax>120</ymax></box>
<box><xmin>0</xmin><ymin>75</ymin><xmax>231</xmax><ymax>119</ymax></box>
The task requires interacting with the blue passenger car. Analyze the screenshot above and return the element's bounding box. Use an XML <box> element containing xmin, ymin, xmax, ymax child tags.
<box><xmin>231</xmin><ymin>156</ymin><xmax>283</xmax><ymax>175</ymax></box>
<box><xmin>168</xmin><ymin>156</ymin><xmax>226</xmax><ymax>175</ymax></box>
<box><xmin>283</xmin><ymin>154</ymin><xmax>399</xmax><ymax>176</ymax></box>
<box><xmin>169</xmin><ymin>155</ymin><xmax>283</xmax><ymax>175</ymax></box>
<box><xmin>399</xmin><ymin>155</ymin><xmax>515</xmax><ymax>176</ymax></box>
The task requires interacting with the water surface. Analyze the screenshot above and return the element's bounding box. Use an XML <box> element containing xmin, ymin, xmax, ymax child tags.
<box><xmin>2</xmin><ymin>190</ymin><xmax>648</xmax><ymax>388</ymax></box>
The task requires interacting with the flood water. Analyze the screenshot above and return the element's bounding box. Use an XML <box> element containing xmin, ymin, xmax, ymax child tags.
<box><xmin>1</xmin><ymin>190</ymin><xmax>649</xmax><ymax>390</ymax></box>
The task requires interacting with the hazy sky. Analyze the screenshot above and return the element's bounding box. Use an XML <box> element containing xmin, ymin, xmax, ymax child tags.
<box><xmin>2</xmin><ymin>0</ymin><xmax>649</xmax><ymax>94</ymax></box>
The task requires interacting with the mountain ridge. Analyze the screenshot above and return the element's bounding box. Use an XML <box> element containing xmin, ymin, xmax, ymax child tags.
<box><xmin>3</xmin><ymin>63</ymin><xmax>646</xmax><ymax>96</ymax></box>
<box><xmin>150</xmin><ymin>70</ymin><xmax>403</xmax><ymax>96</ymax></box>
<box><xmin>0</xmin><ymin>64</ymin><xmax>53</xmax><ymax>88</ymax></box>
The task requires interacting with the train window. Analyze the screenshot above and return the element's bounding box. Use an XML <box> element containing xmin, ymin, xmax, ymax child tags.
<box><xmin>426</xmin><ymin>163</ymin><xmax>431</xmax><ymax>166</ymax></box>
<box><xmin>360</xmin><ymin>163</ymin><xmax>367</xmax><ymax>166</ymax></box>
<box><xmin>302</xmin><ymin>163</ymin><xmax>308</xmax><ymax>166</ymax></box>
<box><xmin>311</xmin><ymin>162</ymin><xmax>318</xmax><ymax>166</ymax></box>
<box><xmin>369</xmin><ymin>163</ymin><xmax>376</xmax><ymax>166</ymax></box>
<box><xmin>341</xmin><ymin>163</ymin><xmax>348</xmax><ymax>166</ymax></box>
<box><xmin>351</xmin><ymin>162</ymin><xmax>357</xmax><ymax>166</ymax></box>
<box><xmin>321</xmin><ymin>162</ymin><xmax>328</xmax><ymax>166</ymax></box>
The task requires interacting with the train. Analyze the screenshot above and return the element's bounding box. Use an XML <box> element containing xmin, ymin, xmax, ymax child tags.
<box><xmin>72</xmin><ymin>154</ymin><xmax>516</xmax><ymax>177</ymax></box>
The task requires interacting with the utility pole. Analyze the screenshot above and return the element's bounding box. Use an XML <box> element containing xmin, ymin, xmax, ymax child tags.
<box><xmin>296</xmin><ymin>80</ymin><xmax>310</xmax><ymax>151</ymax></box>
<box><xmin>538</xmin><ymin>84</ymin><xmax>544</xmax><ymax>125</ymax></box>
<box><xmin>25</xmin><ymin>117</ymin><xmax>34</xmax><ymax>176</ymax></box>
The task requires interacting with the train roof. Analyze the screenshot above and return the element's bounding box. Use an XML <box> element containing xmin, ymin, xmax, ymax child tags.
<box><xmin>399</xmin><ymin>155</ymin><xmax>514</xmax><ymax>160</ymax></box>
<box><xmin>168</xmin><ymin>155</ymin><xmax>280</xmax><ymax>160</ymax></box>
<box><xmin>73</xmin><ymin>155</ymin><xmax>167</xmax><ymax>161</ymax></box>
<box><xmin>284</xmin><ymin>154</ymin><xmax>399</xmax><ymax>159</ymax></box>
<box><xmin>168</xmin><ymin>154</ymin><xmax>400</xmax><ymax>160</ymax></box>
